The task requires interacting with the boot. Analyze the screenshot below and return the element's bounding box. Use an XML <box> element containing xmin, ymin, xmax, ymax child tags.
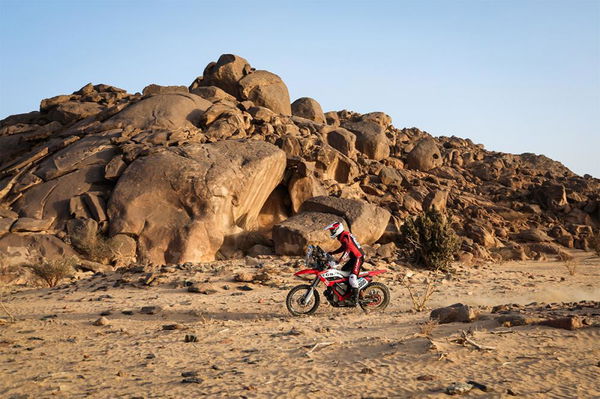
<box><xmin>352</xmin><ymin>287</ymin><xmax>360</xmax><ymax>306</ymax></box>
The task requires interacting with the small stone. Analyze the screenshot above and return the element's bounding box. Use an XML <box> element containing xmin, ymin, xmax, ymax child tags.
<box><xmin>184</xmin><ymin>334</ymin><xmax>199</xmax><ymax>343</ymax></box>
<box><xmin>121</xmin><ymin>310</ymin><xmax>134</xmax><ymax>315</ymax></box>
<box><xmin>234</xmin><ymin>272</ymin><xmax>254</xmax><ymax>282</ymax></box>
<box><xmin>539</xmin><ymin>316</ymin><xmax>583</xmax><ymax>330</ymax></box>
<box><xmin>181</xmin><ymin>371</ymin><xmax>198</xmax><ymax>377</ymax></box>
<box><xmin>238</xmin><ymin>285</ymin><xmax>254</xmax><ymax>291</ymax></box>
<box><xmin>416</xmin><ymin>374</ymin><xmax>436</xmax><ymax>381</ymax></box>
<box><xmin>92</xmin><ymin>317</ymin><xmax>109</xmax><ymax>326</ymax></box>
<box><xmin>181</xmin><ymin>377</ymin><xmax>203</xmax><ymax>384</ymax></box>
<box><xmin>140</xmin><ymin>306</ymin><xmax>162</xmax><ymax>315</ymax></box>
<box><xmin>100</xmin><ymin>310</ymin><xmax>111</xmax><ymax>316</ymax></box>
<box><xmin>146</xmin><ymin>353</ymin><xmax>156</xmax><ymax>359</ymax></box>
<box><xmin>162</xmin><ymin>324</ymin><xmax>186</xmax><ymax>331</ymax></box>
<box><xmin>360</xmin><ymin>367</ymin><xmax>374</xmax><ymax>374</ymax></box>
<box><xmin>445</xmin><ymin>382</ymin><xmax>474</xmax><ymax>395</ymax></box>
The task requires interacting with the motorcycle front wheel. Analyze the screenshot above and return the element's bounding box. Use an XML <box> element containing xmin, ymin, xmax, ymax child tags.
<box><xmin>359</xmin><ymin>282</ymin><xmax>390</xmax><ymax>313</ymax></box>
<box><xmin>286</xmin><ymin>284</ymin><xmax>320</xmax><ymax>316</ymax></box>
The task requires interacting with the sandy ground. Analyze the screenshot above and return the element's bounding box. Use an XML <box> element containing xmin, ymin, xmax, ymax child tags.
<box><xmin>1</xmin><ymin>251</ymin><xmax>599</xmax><ymax>399</ymax></box>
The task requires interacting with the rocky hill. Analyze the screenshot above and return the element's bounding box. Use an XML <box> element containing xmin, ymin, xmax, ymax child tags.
<box><xmin>1</xmin><ymin>54</ymin><xmax>598</xmax><ymax>270</ymax></box>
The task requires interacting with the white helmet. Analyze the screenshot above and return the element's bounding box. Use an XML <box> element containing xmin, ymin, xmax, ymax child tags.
<box><xmin>324</xmin><ymin>221</ymin><xmax>344</xmax><ymax>239</ymax></box>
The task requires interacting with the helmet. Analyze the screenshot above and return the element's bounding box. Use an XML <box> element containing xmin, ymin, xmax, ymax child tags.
<box><xmin>324</xmin><ymin>221</ymin><xmax>344</xmax><ymax>239</ymax></box>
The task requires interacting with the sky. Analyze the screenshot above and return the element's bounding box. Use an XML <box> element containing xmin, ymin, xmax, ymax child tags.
<box><xmin>1</xmin><ymin>0</ymin><xmax>599</xmax><ymax>177</ymax></box>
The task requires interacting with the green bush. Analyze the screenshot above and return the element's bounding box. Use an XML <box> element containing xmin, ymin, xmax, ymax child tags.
<box><xmin>26</xmin><ymin>256</ymin><xmax>77</xmax><ymax>287</ymax></box>
<box><xmin>399</xmin><ymin>209</ymin><xmax>460</xmax><ymax>271</ymax></box>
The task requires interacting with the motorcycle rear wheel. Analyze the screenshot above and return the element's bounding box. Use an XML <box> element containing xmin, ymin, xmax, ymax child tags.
<box><xmin>359</xmin><ymin>282</ymin><xmax>390</xmax><ymax>313</ymax></box>
<box><xmin>286</xmin><ymin>284</ymin><xmax>320</xmax><ymax>316</ymax></box>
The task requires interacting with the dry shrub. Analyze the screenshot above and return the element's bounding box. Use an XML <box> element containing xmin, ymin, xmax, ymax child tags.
<box><xmin>401</xmin><ymin>273</ymin><xmax>438</xmax><ymax>312</ymax></box>
<box><xmin>26</xmin><ymin>256</ymin><xmax>77</xmax><ymax>287</ymax></box>
<box><xmin>564</xmin><ymin>260</ymin><xmax>577</xmax><ymax>276</ymax></box>
<box><xmin>399</xmin><ymin>210</ymin><xmax>460</xmax><ymax>272</ymax></box>
<box><xmin>77</xmin><ymin>234</ymin><xmax>113</xmax><ymax>264</ymax></box>
<box><xmin>418</xmin><ymin>319</ymin><xmax>438</xmax><ymax>337</ymax></box>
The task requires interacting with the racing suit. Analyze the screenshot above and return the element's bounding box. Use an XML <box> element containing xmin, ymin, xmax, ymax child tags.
<box><xmin>330</xmin><ymin>231</ymin><xmax>365</xmax><ymax>304</ymax></box>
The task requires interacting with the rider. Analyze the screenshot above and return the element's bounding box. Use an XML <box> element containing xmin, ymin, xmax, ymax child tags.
<box><xmin>324</xmin><ymin>221</ymin><xmax>365</xmax><ymax>306</ymax></box>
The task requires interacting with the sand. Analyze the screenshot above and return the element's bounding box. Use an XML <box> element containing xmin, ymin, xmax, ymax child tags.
<box><xmin>1</xmin><ymin>251</ymin><xmax>599</xmax><ymax>398</ymax></box>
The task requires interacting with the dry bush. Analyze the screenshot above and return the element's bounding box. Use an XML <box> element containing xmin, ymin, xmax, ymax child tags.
<box><xmin>0</xmin><ymin>254</ymin><xmax>16</xmax><ymax>323</ymax></box>
<box><xmin>26</xmin><ymin>256</ymin><xmax>77</xmax><ymax>287</ymax></box>
<box><xmin>418</xmin><ymin>319</ymin><xmax>438</xmax><ymax>337</ymax></box>
<box><xmin>77</xmin><ymin>234</ymin><xmax>113</xmax><ymax>264</ymax></box>
<box><xmin>557</xmin><ymin>250</ymin><xmax>573</xmax><ymax>262</ymax></box>
<box><xmin>564</xmin><ymin>260</ymin><xmax>577</xmax><ymax>276</ymax></box>
<box><xmin>400</xmin><ymin>273</ymin><xmax>438</xmax><ymax>312</ymax></box>
<box><xmin>399</xmin><ymin>210</ymin><xmax>460</xmax><ymax>272</ymax></box>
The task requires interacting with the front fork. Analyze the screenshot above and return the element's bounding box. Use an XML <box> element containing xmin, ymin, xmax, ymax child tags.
<box><xmin>301</xmin><ymin>277</ymin><xmax>320</xmax><ymax>305</ymax></box>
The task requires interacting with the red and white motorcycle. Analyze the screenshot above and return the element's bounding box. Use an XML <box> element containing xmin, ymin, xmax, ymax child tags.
<box><xmin>286</xmin><ymin>245</ymin><xmax>390</xmax><ymax>316</ymax></box>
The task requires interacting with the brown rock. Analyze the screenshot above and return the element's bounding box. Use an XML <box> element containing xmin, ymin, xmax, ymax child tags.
<box><xmin>273</xmin><ymin>212</ymin><xmax>346</xmax><ymax>255</ymax></box>
<box><xmin>378</xmin><ymin>166</ymin><xmax>403</xmax><ymax>186</ymax></box>
<box><xmin>93</xmin><ymin>316</ymin><xmax>110</xmax><ymax>326</ymax></box>
<box><xmin>423</xmin><ymin>190</ymin><xmax>449</xmax><ymax>212</ymax></box>
<box><xmin>515</xmin><ymin>228</ymin><xmax>552</xmax><ymax>243</ymax></box>
<box><xmin>108</xmin><ymin>140</ymin><xmax>286</xmax><ymax>264</ymax></box>
<box><xmin>142</xmin><ymin>84</ymin><xmax>188</xmax><ymax>96</ymax></box>
<box><xmin>430</xmin><ymin>303</ymin><xmax>478</xmax><ymax>323</ymax></box>
<box><xmin>238</xmin><ymin>70</ymin><xmax>292</xmax><ymax>115</ymax></box>
<box><xmin>326</xmin><ymin>128</ymin><xmax>357</xmax><ymax>159</ymax></box>
<box><xmin>201</xmin><ymin>54</ymin><xmax>252</xmax><ymax>97</ymax></box>
<box><xmin>0</xmin><ymin>218</ymin><xmax>16</xmax><ymax>235</ymax></box>
<box><xmin>406</xmin><ymin>138</ymin><xmax>442</xmax><ymax>171</ymax></box>
<box><xmin>234</xmin><ymin>272</ymin><xmax>254</xmax><ymax>282</ymax></box>
<box><xmin>288</xmin><ymin>175</ymin><xmax>326</xmax><ymax>214</ymax></box>
<box><xmin>82</xmin><ymin>193</ymin><xmax>107</xmax><ymax>222</ymax></box>
<box><xmin>324</xmin><ymin>111</ymin><xmax>340</xmax><ymax>126</ymax></box>
<box><xmin>341</xmin><ymin>120</ymin><xmax>390</xmax><ymax>160</ymax></box>
<box><xmin>539</xmin><ymin>316</ymin><xmax>583</xmax><ymax>330</ymax></box>
<box><xmin>291</xmin><ymin>97</ymin><xmax>325</xmax><ymax>124</ymax></box>
<box><xmin>300</xmin><ymin>196</ymin><xmax>391</xmax><ymax>245</ymax></box>
<box><xmin>104</xmin><ymin>155</ymin><xmax>127</xmax><ymax>180</ymax></box>
<box><xmin>105</xmin><ymin>93</ymin><xmax>212</xmax><ymax>131</ymax></box>
<box><xmin>47</xmin><ymin>101</ymin><xmax>104</xmax><ymax>124</ymax></box>
<box><xmin>11</xmin><ymin>217</ymin><xmax>55</xmax><ymax>232</ymax></box>
<box><xmin>190</xmin><ymin>86</ymin><xmax>237</xmax><ymax>103</ymax></box>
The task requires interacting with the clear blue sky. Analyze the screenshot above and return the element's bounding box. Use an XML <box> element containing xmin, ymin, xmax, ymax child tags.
<box><xmin>1</xmin><ymin>0</ymin><xmax>599</xmax><ymax>177</ymax></box>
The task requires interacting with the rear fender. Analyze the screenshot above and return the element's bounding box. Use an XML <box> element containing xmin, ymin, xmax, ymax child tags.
<box><xmin>294</xmin><ymin>269</ymin><xmax>321</xmax><ymax>277</ymax></box>
<box><xmin>360</xmin><ymin>269</ymin><xmax>387</xmax><ymax>278</ymax></box>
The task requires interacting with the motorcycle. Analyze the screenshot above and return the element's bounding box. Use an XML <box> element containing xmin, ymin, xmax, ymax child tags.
<box><xmin>286</xmin><ymin>245</ymin><xmax>391</xmax><ymax>316</ymax></box>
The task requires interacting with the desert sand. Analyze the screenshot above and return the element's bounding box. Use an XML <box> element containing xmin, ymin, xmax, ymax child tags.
<box><xmin>1</xmin><ymin>251</ymin><xmax>599</xmax><ymax>399</ymax></box>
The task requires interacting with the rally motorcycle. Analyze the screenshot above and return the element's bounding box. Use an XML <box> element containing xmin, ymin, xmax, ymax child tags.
<box><xmin>286</xmin><ymin>245</ymin><xmax>390</xmax><ymax>316</ymax></box>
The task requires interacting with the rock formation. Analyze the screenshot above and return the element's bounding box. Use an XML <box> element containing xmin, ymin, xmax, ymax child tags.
<box><xmin>0</xmin><ymin>53</ymin><xmax>598</xmax><ymax>269</ymax></box>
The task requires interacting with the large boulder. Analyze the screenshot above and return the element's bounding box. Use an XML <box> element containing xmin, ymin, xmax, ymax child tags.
<box><xmin>288</xmin><ymin>175</ymin><xmax>327</xmax><ymax>214</ymax></box>
<box><xmin>238</xmin><ymin>71</ymin><xmax>291</xmax><ymax>116</ymax></box>
<box><xmin>104</xmin><ymin>93</ymin><xmax>212</xmax><ymax>131</ymax></box>
<box><xmin>326</xmin><ymin>127</ymin><xmax>357</xmax><ymax>159</ymax></box>
<box><xmin>200</xmin><ymin>54</ymin><xmax>252</xmax><ymax>97</ymax></box>
<box><xmin>406</xmin><ymin>138</ymin><xmax>442</xmax><ymax>171</ymax></box>
<box><xmin>341</xmin><ymin>120</ymin><xmax>390</xmax><ymax>160</ymax></box>
<box><xmin>0</xmin><ymin>233</ymin><xmax>78</xmax><ymax>268</ymax></box>
<box><xmin>299</xmin><ymin>196</ymin><xmax>391</xmax><ymax>244</ymax></box>
<box><xmin>273</xmin><ymin>212</ymin><xmax>346</xmax><ymax>255</ymax></box>
<box><xmin>47</xmin><ymin>101</ymin><xmax>104</xmax><ymax>124</ymax></box>
<box><xmin>291</xmin><ymin>97</ymin><xmax>325</xmax><ymax>124</ymax></box>
<box><xmin>107</xmin><ymin>140</ymin><xmax>286</xmax><ymax>264</ymax></box>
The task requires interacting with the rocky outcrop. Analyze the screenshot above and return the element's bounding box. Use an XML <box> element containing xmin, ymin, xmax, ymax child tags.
<box><xmin>0</xmin><ymin>52</ymin><xmax>598</xmax><ymax>271</ymax></box>
<box><xmin>108</xmin><ymin>140</ymin><xmax>285</xmax><ymax>264</ymax></box>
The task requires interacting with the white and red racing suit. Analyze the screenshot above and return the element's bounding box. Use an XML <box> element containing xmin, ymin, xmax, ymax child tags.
<box><xmin>330</xmin><ymin>231</ymin><xmax>365</xmax><ymax>276</ymax></box>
